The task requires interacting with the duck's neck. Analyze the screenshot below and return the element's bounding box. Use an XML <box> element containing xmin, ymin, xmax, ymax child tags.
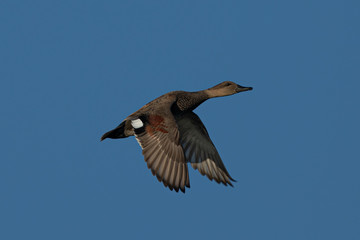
<box><xmin>204</xmin><ymin>88</ymin><xmax>229</xmax><ymax>98</ymax></box>
<box><xmin>175</xmin><ymin>91</ymin><xmax>209</xmax><ymax>112</ymax></box>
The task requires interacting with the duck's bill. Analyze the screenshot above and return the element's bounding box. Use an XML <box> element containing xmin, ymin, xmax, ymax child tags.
<box><xmin>236</xmin><ymin>85</ymin><xmax>253</xmax><ymax>92</ymax></box>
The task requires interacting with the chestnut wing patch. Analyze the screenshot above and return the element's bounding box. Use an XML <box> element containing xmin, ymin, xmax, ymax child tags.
<box><xmin>176</xmin><ymin>111</ymin><xmax>235</xmax><ymax>186</ymax></box>
<box><xmin>133</xmin><ymin>114</ymin><xmax>190</xmax><ymax>193</ymax></box>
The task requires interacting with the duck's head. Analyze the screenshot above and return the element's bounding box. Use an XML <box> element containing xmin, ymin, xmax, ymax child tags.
<box><xmin>206</xmin><ymin>81</ymin><xmax>253</xmax><ymax>98</ymax></box>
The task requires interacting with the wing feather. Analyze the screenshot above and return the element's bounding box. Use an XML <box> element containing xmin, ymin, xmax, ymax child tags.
<box><xmin>134</xmin><ymin>112</ymin><xmax>190</xmax><ymax>193</ymax></box>
<box><xmin>176</xmin><ymin>111</ymin><xmax>235</xmax><ymax>186</ymax></box>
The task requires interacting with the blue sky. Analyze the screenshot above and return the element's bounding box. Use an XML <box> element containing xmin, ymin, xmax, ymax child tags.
<box><xmin>1</xmin><ymin>0</ymin><xmax>359</xmax><ymax>239</ymax></box>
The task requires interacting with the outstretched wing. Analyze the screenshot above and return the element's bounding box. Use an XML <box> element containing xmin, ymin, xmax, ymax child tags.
<box><xmin>176</xmin><ymin>111</ymin><xmax>235</xmax><ymax>186</ymax></box>
<box><xmin>132</xmin><ymin>112</ymin><xmax>190</xmax><ymax>193</ymax></box>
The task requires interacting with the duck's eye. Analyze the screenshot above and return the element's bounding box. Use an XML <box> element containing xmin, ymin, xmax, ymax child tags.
<box><xmin>225</xmin><ymin>83</ymin><xmax>231</xmax><ymax>86</ymax></box>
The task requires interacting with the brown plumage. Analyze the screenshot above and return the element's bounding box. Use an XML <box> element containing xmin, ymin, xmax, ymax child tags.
<box><xmin>101</xmin><ymin>81</ymin><xmax>253</xmax><ymax>193</ymax></box>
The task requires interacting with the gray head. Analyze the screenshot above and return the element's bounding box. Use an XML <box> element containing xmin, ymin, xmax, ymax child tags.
<box><xmin>205</xmin><ymin>81</ymin><xmax>253</xmax><ymax>98</ymax></box>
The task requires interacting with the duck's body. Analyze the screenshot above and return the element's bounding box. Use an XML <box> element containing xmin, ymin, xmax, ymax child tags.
<box><xmin>101</xmin><ymin>81</ymin><xmax>252</xmax><ymax>193</ymax></box>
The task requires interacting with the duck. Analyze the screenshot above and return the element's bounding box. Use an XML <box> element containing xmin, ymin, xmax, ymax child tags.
<box><xmin>101</xmin><ymin>81</ymin><xmax>253</xmax><ymax>193</ymax></box>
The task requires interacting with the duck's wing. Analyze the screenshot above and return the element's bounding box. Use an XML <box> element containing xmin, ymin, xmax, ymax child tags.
<box><xmin>132</xmin><ymin>111</ymin><xmax>190</xmax><ymax>193</ymax></box>
<box><xmin>176</xmin><ymin>111</ymin><xmax>235</xmax><ymax>186</ymax></box>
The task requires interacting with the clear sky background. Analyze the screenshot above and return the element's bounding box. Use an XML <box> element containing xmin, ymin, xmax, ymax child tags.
<box><xmin>1</xmin><ymin>1</ymin><xmax>359</xmax><ymax>239</ymax></box>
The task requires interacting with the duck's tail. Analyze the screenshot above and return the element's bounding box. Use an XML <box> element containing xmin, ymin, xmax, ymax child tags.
<box><xmin>101</xmin><ymin>121</ymin><xmax>128</xmax><ymax>141</ymax></box>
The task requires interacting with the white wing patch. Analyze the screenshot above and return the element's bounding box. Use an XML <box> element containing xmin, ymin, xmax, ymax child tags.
<box><xmin>131</xmin><ymin>119</ymin><xmax>144</xmax><ymax>129</ymax></box>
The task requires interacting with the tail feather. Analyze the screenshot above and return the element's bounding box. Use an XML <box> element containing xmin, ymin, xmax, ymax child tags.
<box><xmin>101</xmin><ymin>121</ymin><xmax>127</xmax><ymax>141</ymax></box>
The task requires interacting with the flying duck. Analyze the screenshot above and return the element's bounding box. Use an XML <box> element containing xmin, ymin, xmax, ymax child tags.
<box><xmin>101</xmin><ymin>81</ymin><xmax>253</xmax><ymax>193</ymax></box>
